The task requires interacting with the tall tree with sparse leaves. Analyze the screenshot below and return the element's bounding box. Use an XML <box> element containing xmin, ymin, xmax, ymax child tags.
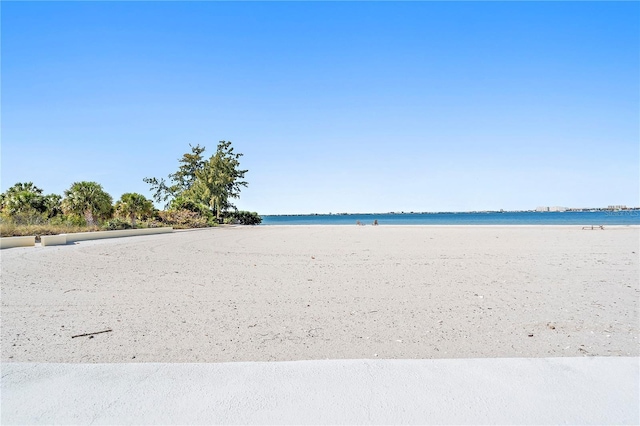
<box><xmin>188</xmin><ymin>141</ymin><xmax>248</xmax><ymax>219</ymax></box>
<box><xmin>144</xmin><ymin>141</ymin><xmax>248</xmax><ymax>219</ymax></box>
<box><xmin>144</xmin><ymin>144</ymin><xmax>206</xmax><ymax>208</ymax></box>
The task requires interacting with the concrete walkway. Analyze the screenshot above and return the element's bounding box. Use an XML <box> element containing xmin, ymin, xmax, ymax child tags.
<box><xmin>2</xmin><ymin>357</ymin><xmax>638</xmax><ymax>425</ymax></box>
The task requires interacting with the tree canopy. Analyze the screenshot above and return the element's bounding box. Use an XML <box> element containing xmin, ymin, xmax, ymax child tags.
<box><xmin>0</xmin><ymin>182</ymin><xmax>62</xmax><ymax>220</ymax></box>
<box><xmin>62</xmin><ymin>181</ymin><xmax>113</xmax><ymax>226</ymax></box>
<box><xmin>143</xmin><ymin>144</ymin><xmax>207</xmax><ymax>207</ymax></box>
<box><xmin>115</xmin><ymin>193</ymin><xmax>154</xmax><ymax>227</ymax></box>
<box><xmin>144</xmin><ymin>141</ymin><xmax>248</xmax><ymax>219</ymax></box>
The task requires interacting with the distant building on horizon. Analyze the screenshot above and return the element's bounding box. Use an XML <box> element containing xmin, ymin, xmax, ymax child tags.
<box><xmin>535</xmin><ymin>205</ymin><xmax>637</xmax><ymax>212</ymax></box>
<box><xmin>536</xmin><ymin>206</ymin><xmax>567</xmax><ymax>212</ymax></box>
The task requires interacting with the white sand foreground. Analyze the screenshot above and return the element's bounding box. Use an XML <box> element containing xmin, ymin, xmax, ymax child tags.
<box><xmin>3</xmin><ymin>357</ymin><xmax>638</xmax><ymax>424</ymax></box>
<box><xmin>1</xmin><ymin>225</ymin><xmax>638</xmax><ymax>362</ymax></box>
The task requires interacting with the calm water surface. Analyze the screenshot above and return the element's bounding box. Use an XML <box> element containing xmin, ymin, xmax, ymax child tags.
<box><xmin>261</xmin><ymin>211</ymin><xmax>640</xmax><ymax>226</ymax></box>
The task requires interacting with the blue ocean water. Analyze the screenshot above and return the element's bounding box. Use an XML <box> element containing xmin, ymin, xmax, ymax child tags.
<box><xmin>261</xmin><ymin>211</ymin><xmax>640</xmax><ymax>226</ymax></box>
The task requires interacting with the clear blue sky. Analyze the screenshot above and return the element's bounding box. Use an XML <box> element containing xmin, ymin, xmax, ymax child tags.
<box><xmin>2</xmin><ymin>2</ymin><xmax>638</xmax><ymax>214</ymax></box>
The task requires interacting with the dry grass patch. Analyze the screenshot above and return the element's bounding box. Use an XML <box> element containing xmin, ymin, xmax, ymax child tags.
<box><xmin>0</xmin><ymin>223</ymin><xmax>98</xmax><ymax>238</ymax></box>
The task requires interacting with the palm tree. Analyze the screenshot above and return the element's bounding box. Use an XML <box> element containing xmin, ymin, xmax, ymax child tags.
<box><xmin>42</xmin><ymin>194</ymin><xmax>63</xmax><ymax>218</ymax></box>
<box><xmin>2</xmin><ymin>191</ymin><xmax>43</xmax><ymax>215</ymax></box>
<box><xmin>0</xmin><ymin>182</ymin><xmax>47</xmax><ymax>223</ymax></box>
<box><xmin>115</xmin><ymin>193</ymin><xmax>154</xmax><ymax>227</ymax></box>
<box><xmin>62</xmin><ymin>182</ymin><xmax>113</xmax><ymax>226</ymax></box>
<box><xmin>3</xmin><ymin>182</ymin><xmax>43</xmax><ymax>197</ymax></box>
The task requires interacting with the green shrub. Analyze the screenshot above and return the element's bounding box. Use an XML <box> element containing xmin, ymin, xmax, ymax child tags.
<box><xmin>0</xmin><ymin>213</ymin><xmax>99</xmax><ymax>237</ymax></box>
<box><xmin>48</xmin><ymin>214</ymin><xmax>87</xmax><ymax>227</ymax></box>
<box><xmin>1</xmin><ymin>211</ymin><xmax>47</xmax><ymax>226</ymax></box>
<box><xmin>222</xmin><ymin>210</ymin><xmax>262</xmax><ymax>225</ymax></box>
<box><xmin>170</xmin><ymin>198</ymin><xmax>213</xmax><ymax>220</ymax></box>
<box><xmin>102</xmin><ymin>218</ymin><xmax>133</xmax><ymax>230</ymax></box>
<box><xmin>157</xmin><ymin>209</ymin><xmax>209</xmax><ymax>229</ymax></box>
<box><xmin>139</xmin><ymin>219</ymin><xmax>163</xmax><ymax>228</ymax></box>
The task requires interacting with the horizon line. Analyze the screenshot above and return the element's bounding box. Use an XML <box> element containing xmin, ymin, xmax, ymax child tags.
<box><xmin>260</xmin><ymin>207</ymin><xmax>640</xmax><ymax>216</ymax></box>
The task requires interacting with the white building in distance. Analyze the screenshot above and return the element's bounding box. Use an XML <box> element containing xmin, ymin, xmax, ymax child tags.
<box><xmin>536</xmin><ymin>206</ymin><xmax>567</xmax><ymax>212</ymax></box>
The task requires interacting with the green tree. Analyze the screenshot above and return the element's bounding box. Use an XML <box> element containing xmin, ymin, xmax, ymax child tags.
<box><xmin>144</xmin><ymin>141</ymin><xmax>248</xmax><ymax>220</ymax></box>
<box><xmin>61</xmin><ymin>182</ymin><xmax>113</xmax><ymax>226</ymax></box>
<box><xmin>169</xmin><ymin>144</ymin><xmax>206</xmax><ymax>191</ymax></box>
<box><xmin>2</xmin><ymin>182</ymin><xmax>44</xmax><ymax>197</ymax></box>
<box><xmin>188</xmin><ymin>141</ymin><xmax>248</xmax><ymax>219</ymax></box>
<box><xmin>0</xmin><ymin>182</ymin><xmax>44</xmax><ymax>215</ymax></box>
<box><xmin>0</xmin><ymin>182</ymin><xmax>63</xmax><ymax>225</ymax></box>
<box><xmin>42</xmin><ymin>194</ymin><xmax>63</xmax><ymax>218</ymax></box>
<box><xmin>1</xmin><ymin>183</ymin><xmax>65</xmax><ymax>224</ymax></box>
<box><xmin>169</xmin><ymin>196</ymin><xmax>212</xmax><ymax>220</ymax></box>
<box><xmin>144</xmin><ymin>144</ymin><xmax>206</xmax><ymax>208</ymax></box>
<box><xmin>115</xmin><ymin>193</ymin><xmax>154</xmax><ymax>227</ymax></box>
<box><xmin>2</xmin><ymin>191</ymin><xmax>43</xmax><ymax>216</ymax></box>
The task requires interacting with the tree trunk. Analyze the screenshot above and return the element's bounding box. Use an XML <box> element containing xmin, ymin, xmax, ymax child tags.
<box><xmin>130</xmin><ymin>212</ymin><xmax>136</xmax><ymax>227</ymax></box>
<box><xmin>84</xmin><ymin>210</ymin><xmax>95</xmax><ymax>227</ymax></box>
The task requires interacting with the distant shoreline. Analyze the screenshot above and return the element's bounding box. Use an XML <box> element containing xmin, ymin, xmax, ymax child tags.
<box><xmin>263</xmin><ymin>209</ymin><xmax>640</xmax><ymax>217</ymax></box>
<box><xmin>255</xmin><ymin>224</ymin><xmax>640</xmax><ymax>227</ymax></box>
<box><xmin>260</xmin><ymin>211</ymin><xmax>640</xmax><ymax>226</ymax></box>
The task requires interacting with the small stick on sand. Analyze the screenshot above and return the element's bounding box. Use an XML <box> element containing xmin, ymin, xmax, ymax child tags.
<box><xmin>71</xmin><ymin>329</ymin><xmax>112</xmax><ymax>339</ymax></box>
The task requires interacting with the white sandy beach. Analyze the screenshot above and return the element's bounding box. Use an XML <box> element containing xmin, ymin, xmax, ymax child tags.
<box><xmin>1</xmin><ymin>225</ymin><xmax>638</xmax><ymax>363</ymax></box>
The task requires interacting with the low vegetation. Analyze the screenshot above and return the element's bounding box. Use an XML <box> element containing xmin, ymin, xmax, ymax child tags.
<box><xmin>222</xmin><ymin>210</ymin><xmax>262</xmax><ymax>225</ymax></box>
<box><xmin>0</xmin><ymin>222</ymin><xmax>98</xmax><ymax>238</ymax></box>
<box><xmin>1</xmin><ymin>141</ymin><xmax>261</xmax><ymax>238</ymax></box>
